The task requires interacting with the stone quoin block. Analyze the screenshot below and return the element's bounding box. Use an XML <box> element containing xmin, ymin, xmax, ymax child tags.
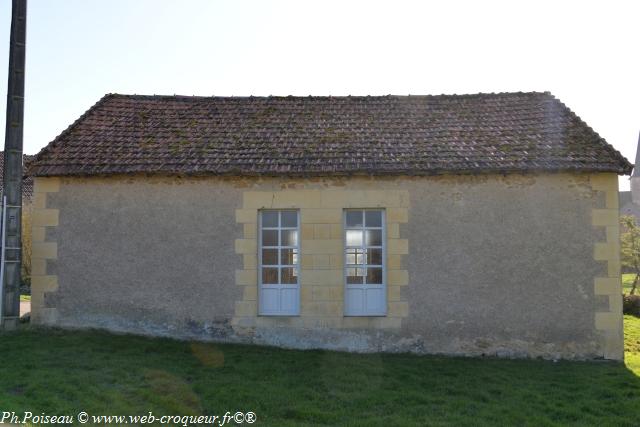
<box><xmin>387</xmin><ymin>223</ymin><xmax>400</xmax><ymax>238</ymax></box>
<box><xmin>33</xmin><ymin>177</ymin><xmax>60</xmax><ymax>193</ymax></box>
<box><xmin>33</xmin><ymin>192</ymin><xmax>47</xmax><ymax>209</ymax></box>
<box><xmin>234</xmin><ymin>239</ymin><xmax>257</xmax><ymax>254</ymax></box>
<box><xmin>31</xmin><ymin>258</ymin><xmax>46</xmax><ymax>276</ymax></box>
<box><xmin>234</xmin><ymin>300</ymin><xmax>257</xmax><ymax>317</ymax></box>
<box><xmin>242</xmin><ymin>192</ymin><xmax>275</xmax><ymax>209</ymax></box>
<box><xmin>31</xmin><ymin>275</ymin><xmax>58</xmax><ymax>290</ymax></box>
<box><xmin>32</xmin><ymin>209</ymin><xmax>59</xmax><ymax>227</ymax></box>
<box><xmin>243</xmin><ymin>253</ymin><xmax>257</xmax><ymax>270</ymax></box>
<box><xmin>593</xmin><ymin>242</ymin><xmax>620</xmax><ymax>261</ymax></box>
<box><xmin>388</xmin><ymin>270</ymin><xmax>409</xmax><ymax>286</ymax></box>
<box><xmin>235</xmin><ymin>209</ymin><xmax>257</xmax><ymax>224</ymax></box>
<box><xmin>243</xmin><ymin>223</ymin><xmax>256</xmax><ymax>239</ymax></box>
<box><xmin>388</xmin><ymin>285</ymin><xmax>402</xmax><ymax>302</ymax></box>
<box><xmin>235</xmin><ymin>269</ymin><xmax>257</xmax><ymax>286</ymax></box>
<box><xmin>32</xmin><ymin>226</ymin><xmax>46</xmax><ymax>243</ymax></box>
<box><xmin>242</xmin><ymin>285</ymin><xmax>257</xmax><ymax>301</ymax></box>
<box><xmin>32</xmin><ymin>242</ymin><xmax>57</xmax><ymax>260</ymax></box>
<box><xmin>595</xmin><ymin>312</ymin><xmax>619</xmax><ymax>331</ymax></box>
<box><xmin>387</xmin><ymin>207</ymin><xmax>409</xmax><ymax>223</ymax></box>
<box><xmin>387</xmin><ymin>239</ymin><xmax>409</xmax><ymax>255</ymax></box>
<box><xmin>388</xmin><ymin>301</ymin><xmax>409</xmax><ymax>317</ymax></box>
<box><xmin>594</xmin><ymin>277</ymin><xmax>620</xmax><ymax>295</ymax></box>
<box><xmin>387</xmin><ymin>254</ymin><xmax>403</xmax><ymax>270</ymax></box>
<box><xmin>591</xmin><ymin>209</ymin><xmax>619</xmax><ymax>227</ymax></box>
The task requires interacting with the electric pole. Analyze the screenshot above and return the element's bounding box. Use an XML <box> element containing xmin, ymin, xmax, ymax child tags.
<box><xmin>1</xmin><ymin>0</ymin><xmax>27</xmax><ymax>329</ymax></box>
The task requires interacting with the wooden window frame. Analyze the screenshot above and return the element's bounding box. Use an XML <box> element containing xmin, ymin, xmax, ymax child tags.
<box><xmin>258</xmin><ymin>209</ymin><xmax>301</xmax><ymax>316</ymax></box>
<box><xmin>343</xmin><ymin>209</ymin><xmax>387</xmax><ymax>316</ymax></box>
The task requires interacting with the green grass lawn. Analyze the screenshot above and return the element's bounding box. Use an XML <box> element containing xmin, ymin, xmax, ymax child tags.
<box><xmin>0</xmin><ymin>319</ymin><xmax>639</xmax><ymax>427</ymax></box>
<box><xmin>19</xmin><ymin>294</ymin><xmax>31</xmax><ymax>302</ymax></box>
<box><xmin>626</xmin><ymin>315</ymin><xmax>640</xmax><ymax>375</ymax></box>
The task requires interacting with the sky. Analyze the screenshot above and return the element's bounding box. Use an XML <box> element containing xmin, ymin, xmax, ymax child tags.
<box><xmin>0</xmin><ymin>0</ymin><xmax>638</xmax><ymax>189</ymax></box>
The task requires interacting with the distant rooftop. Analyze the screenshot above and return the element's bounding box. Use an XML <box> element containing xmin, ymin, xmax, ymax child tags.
<box><xmin>0</xmin><ymin>152</ymin><xmax>34</xmax><ymax>201</ymax></box>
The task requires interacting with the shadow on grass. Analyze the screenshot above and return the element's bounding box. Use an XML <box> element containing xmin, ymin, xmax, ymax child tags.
<box><xmin>0</xmin><ymin>326</ymin><xmax>639</xmax><ymax>427</ymax></box>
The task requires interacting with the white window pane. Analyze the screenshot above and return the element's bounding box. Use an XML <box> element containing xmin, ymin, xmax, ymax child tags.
<box><xmin>262</xmin><ymin>230</ymin><xmax>278</xmax><ymax>246</ymax></box>
<box><xmin>280</xmin><ymin>248</ymin><xmax>298</xmax><ymax>265</ymax></box>
<box><xmin>262</xmin><ymin>249</ymin><xmax>278</xmax><ymax>265</ymax></box>
<box><xmin>281</xmin><ymin>211</ymin><xmax>298</xmax><ymax>228</ymax></box>
<box><xmin>280</xmin><ymin>230</ymin><xmax>298</xmax><ymax>247</ymax></box>
<box><xmin>346</xmin><ymin>230</ymin><xmax>363</xmax><ymax>246</ymax></box>
<box><xmin>346</xmin><ymin>248</ymin><xmax>354</xmax><ymax>263</ymax></box>
<box><xmin>346</xmin><ymin>211</ymin><xmax>363</xmax><ymax>227</ymax></box>
<box><xmin>262</xmin><ymin>211</ymin><xmax>278</xmax><ymax>227</ymax></box>
<box><xmin>346</xmin><ymin>248</ymin><xmax>365</xmax><ymax>265</ymax></box>
<box><xmin>281</xmin><ymin>267</ymin><xmax>298</xmax><ymax>284</ymax></box>
<box><xmin>366</xmin><ymin>267</ymin><xmax>383</xmax><ymax>284</ymax></box>
<box><xmin>367</xmin><ymin>248</ymin><xmax>383</xmax><ymax>265</ymax></box>
<box><xmin>262</xmin><ymin>268</ymin><xmax>278</xmax><ymax>284</ymax></box>
<box><xmin>365</xmin><ymin>230</ymin><xmax>382</xmax><ymax>247</ymax></box>
<box><xmin>346</xmin><ymin>252</ymin><xmax>355</xmax><ymax>265</ymax></box>
<box><xmin>346</xmin><ymin>267</ymin><xmax>365</xmax><ymax>284</ymax></box>
<box><xmin>365</xmin><ymin>211</ymin><xmax>382</xmax><ymax>227</ymax></box>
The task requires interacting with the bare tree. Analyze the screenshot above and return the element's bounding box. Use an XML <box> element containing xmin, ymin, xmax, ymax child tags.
<box><xmin>620</xmin><ymin>215</ymin><xmax>640</xmax><ymax>295</ymax></box>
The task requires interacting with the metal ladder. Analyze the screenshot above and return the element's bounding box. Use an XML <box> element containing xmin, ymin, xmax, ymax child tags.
<box><xmin>0</xmin><ymin>196</ymin><xmax>22</xmax><ymax>318</ymax></box>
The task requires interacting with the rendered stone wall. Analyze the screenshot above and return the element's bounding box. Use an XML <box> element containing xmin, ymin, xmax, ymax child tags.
<box><xmin>30</xmin><ymin>172</ymin><xmax>622</xmax><ymax>360</ymax></box>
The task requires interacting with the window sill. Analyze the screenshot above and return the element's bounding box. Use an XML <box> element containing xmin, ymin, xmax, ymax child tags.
<box><xmin>258</xmin><ymin>314</ymin><xmax>301</xmax><ymax>317</ymax></box>
<box><xmin>343</xmin><ymin>314</ymin><xmax>387</xmax><ymax>317</ymax></box>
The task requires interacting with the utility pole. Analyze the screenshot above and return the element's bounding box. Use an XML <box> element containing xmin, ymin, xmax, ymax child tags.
<box><xmin>1</xmin><ymin>0</ymin><xmax>27</xmax><ymax>329</ymax></box>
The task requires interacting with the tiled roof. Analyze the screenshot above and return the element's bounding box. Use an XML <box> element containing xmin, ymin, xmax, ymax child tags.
<box><xmin>0</xmin><ymin>152</ymin><xmax>34</xmax><ymax>201</ymax></box>
<box><xmin>29</xmin><ymin>92</ymin><xmax>632</xmax><ymax>177</ymax></box>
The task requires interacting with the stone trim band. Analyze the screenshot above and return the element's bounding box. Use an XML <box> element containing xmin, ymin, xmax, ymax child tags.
<box><xmin>591</xmin><ymin>173</ymin><xmax>624</xmax><ymax>360</ymax></box>
<box><xmin>31</xmin><ymin>177</ymin><xmax>60</xmax><ymax>325</ymax></box>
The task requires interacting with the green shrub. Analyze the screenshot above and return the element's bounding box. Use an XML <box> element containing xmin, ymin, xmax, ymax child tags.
<box><xmin>21</xmin><ymin>203</ymin><xmax>32</xmax><ymax>295</ymax></box>
<box><xmin>623</xmin><ymin>294</ymin><xmax>640</xmax><ymax>316</ymax></box>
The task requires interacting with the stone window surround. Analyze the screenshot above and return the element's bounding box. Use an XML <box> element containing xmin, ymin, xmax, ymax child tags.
<box><xmin>233</xmin><ymin>189</ymin><xmax>410</xmax><ymax>330</ymax></box>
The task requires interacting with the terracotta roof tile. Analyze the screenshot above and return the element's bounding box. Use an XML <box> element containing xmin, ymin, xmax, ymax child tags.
<box><xmin>29</xmin><ymin>92</ymin><xmax>633</xmax><ymax>177</ymax></box>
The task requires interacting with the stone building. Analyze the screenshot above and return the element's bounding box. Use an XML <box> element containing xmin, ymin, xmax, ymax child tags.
<box><xmin>27</xmin><ymin>92</ymin><xmax>632</xmax><ymax>360</ymax></box>
<box><xmin>619</xmin><ymin>132</ymin><xmax>639</xmax><ymax>218</ymax></box>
